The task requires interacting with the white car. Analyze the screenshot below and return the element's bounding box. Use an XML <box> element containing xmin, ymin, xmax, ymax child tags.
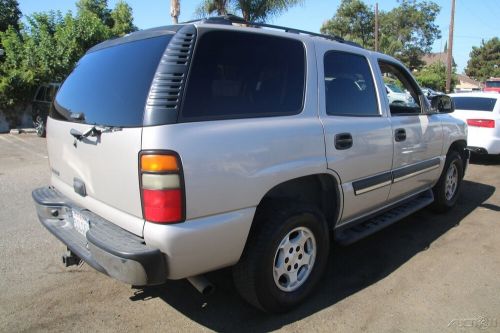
<box><xmin>449</xmin><ymin>92</ymin><xmax>500</xmax><ymax>155</ymax></box>
<box><xmin>385</xmin><ymin>83</ymin><xmax>414</xmax><ymax>105</ymax></box>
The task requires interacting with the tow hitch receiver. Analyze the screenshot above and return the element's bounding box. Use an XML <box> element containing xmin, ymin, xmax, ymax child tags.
<box><xmin>62</xmin><ymin>249</ymin><xmax>81</xmax><ymax>267</ymax></box>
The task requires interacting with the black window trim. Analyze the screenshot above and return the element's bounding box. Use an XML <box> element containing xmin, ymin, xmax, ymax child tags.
<box><xmin>323</xmin><ymin>50</ymin><xmax>382</xmax><ymax>118</ymax></box>
<box><xmin>177</xmin><ymin>28</ymin><xmax>308</xmax><ymax>123</ymax></box>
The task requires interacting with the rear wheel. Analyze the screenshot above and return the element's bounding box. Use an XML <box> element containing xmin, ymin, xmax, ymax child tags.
<box><xmin>431</xmin><ymin>151</ymin><xmax>463</xmax><ymax>212</ymax></box>
<box><xmin>233</xmin><ymin>201</ymin><xmax>329</xmax><ymax>313</ymax></box>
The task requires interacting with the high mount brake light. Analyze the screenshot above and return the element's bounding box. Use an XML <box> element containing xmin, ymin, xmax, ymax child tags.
<box><xmin>140</xmin><ymin>152</ymin><xmax>184</xmax><ymax>223</ymax></box>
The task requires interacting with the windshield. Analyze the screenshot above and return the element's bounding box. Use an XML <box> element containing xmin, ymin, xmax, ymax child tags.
<box><xmin>386</xmin><ymin>83</ymin><xmax>404</xmax><ymax>93</ymax></box>
<box><xmin>51</xmin><ymin>35</ymin><xmax>172</xmax><ymax>127</ymax></box>
<box><xmin>452</xmin><ymin>97</ymin><xmax>497</xmax><ymax>111</ymax></box>
<box><xmin>485</xmin><ymin>81</ymin><xmax>500</xmax><ymax>88</ymax></box>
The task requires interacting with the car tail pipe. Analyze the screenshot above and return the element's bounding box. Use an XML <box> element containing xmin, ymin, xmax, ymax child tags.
<box><xmin>187</xmin><ymin>275</ymin><xmax>214</xmax><ymax>296</ymax></box>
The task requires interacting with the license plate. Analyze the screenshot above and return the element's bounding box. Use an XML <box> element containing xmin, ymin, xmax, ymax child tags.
<box><xmin>72</xmin><ymin>209</ymin><xmax>90</xmax><ymax>236</ymax></box>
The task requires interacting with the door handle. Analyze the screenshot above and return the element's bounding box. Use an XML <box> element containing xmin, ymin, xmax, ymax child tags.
<box><xmin>395</xmin><ymin>128</ymin><xmax>406</xmax><ymax>142</ymax></box>
<box><xmin>335</xmin><ymin>133</ymin><xmax>353</xmax><ymax>150</ymax></box>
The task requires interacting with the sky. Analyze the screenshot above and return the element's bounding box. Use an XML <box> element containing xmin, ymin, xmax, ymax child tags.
<box><xmin>18</xmin><ymin>0</ymin><xmax>500</xmax><ymax>73</ymax></box>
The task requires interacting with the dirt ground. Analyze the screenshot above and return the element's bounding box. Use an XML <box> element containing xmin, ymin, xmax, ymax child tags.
<box><xmin>0</xmin><ymin>133</ymin><xmax>499</xmax><ymax>332</ymax></box>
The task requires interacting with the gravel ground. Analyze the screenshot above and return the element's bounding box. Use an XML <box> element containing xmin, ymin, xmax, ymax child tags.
<box><xmin>0</xmin><ymin>133</ymin><xmax>499</xmax><ymax>332</ymax></box>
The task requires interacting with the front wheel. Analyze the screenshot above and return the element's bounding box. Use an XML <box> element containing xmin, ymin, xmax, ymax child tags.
<box><xmin>233</xmin><ymin>201</ymin><xmax>330</xmax><ymax>313</ymax></box>
<box><xmin>431</xmin><ymin>151</ymin><xmax>464</xmax><ymax>212</ymax></box>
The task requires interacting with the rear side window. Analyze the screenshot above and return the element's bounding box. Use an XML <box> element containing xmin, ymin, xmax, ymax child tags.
<box><xmin>452</xmin><ymin>97</ymin><xmax>497</xmax><ymax>111</ymax></box>
<box><xmin>324</xmin><ymin>52</ymin><xmax>379</xmax><ymax>116</ymax></box>
<box><xmin>181</xmin><ymin>31</ymin><xmax>305</xmax><ymax>120</ymax></box>
<box><xmin>51</xmin><ymin>35</ymin><xmax>172</xmax><ymax>127</ymax></box>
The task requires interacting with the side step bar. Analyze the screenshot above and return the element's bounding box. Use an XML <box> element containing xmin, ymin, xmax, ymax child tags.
<box><xmin>335</xmin><ymin>190</ymin><xmax>434</xmax><ymax>246</ymax></box>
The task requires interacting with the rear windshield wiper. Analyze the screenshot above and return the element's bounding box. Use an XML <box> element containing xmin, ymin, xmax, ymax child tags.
<box><xmin>70</xmin><ymin>125</ymin><xmax>122</xmax><ymax>142</ymax></box>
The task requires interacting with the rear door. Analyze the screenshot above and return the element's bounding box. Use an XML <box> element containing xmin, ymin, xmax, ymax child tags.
<box><xmin>316</xmin><ymin>44</ymin><xmax>394</xmax><ymax>225</ymax></box>
<box><xmin>47</xmin><ymin>34</ymin><xmax>172</xmax><ymax>236</ymax></box>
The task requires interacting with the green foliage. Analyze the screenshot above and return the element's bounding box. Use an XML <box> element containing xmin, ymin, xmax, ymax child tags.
<box><xmin>379</xmin><ymin>0</ymin><xmax>441</xmax><ymax>70</ymax></box>
<box><xmin>111</xmin><ymin>1</ymin><xmax>138</xmax><ymax>36</ymax></box>
<box><xmin>197</xmin><ymin>0</ymin><xmax>303</xmax><ymax>22</ymax></box>
<box><xmin>0</xmin><ymin>0</ymin><xmax>21</xmax><ymax>32</ymax></box>
<box><xmin>465</xmin><ymin>37</ymin><xmax>500</xmax><ymax>82</ymax></box>
<box><xmin>414</xmin><ymin>61</ymin><xmax>456</xmax><ymax>91</ymax></box>
<box><xmin>321</xmin><ymin>0</ymin><xmax>441</xmax><ymax>70</ymax></box>
<box><xmin>76</xmin><ymin>0</ymin><xmax>113</xmax><ymax>27</ymax></box>
<box><xmin>320</xmin><ymin>0</ymin><xmax>374</xmax><ymax>48</ymax></box>
<box><xmin>0</xmin><ymin>0</ymin><xmax>136</xmax><ymax>113</ymax></box>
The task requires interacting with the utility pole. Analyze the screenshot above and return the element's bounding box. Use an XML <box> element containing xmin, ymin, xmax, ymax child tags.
<box><xmin>170</xmin><ymin>0</ymin><xmax>180</xmax><ymax>24</ymax></box>
<box><xmin>446</xmin><ymin>0</ymin><xmax>455</xmax><ymax>93</ymax></box>
<box><xmin>374</xmin><ymin>3</ymin><xmax>379</xmax><ymax>52</ymax></box>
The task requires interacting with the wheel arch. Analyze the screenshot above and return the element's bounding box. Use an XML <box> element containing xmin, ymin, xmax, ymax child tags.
<box><xmin>448</xmin><ymin>139</ymin><xmax>468</xmax><ymax>172</ymax></box>
<box><xmin>253</xmin><ymin>173</ymin><xmax>342</xmax><ymax>230</ymax></box>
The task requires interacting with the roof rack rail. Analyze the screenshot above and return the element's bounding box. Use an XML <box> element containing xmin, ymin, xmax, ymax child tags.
<box><xmin>185</xmin><ymin>14</ymin><xmax>363</xmax><ymax>49</ymax></box>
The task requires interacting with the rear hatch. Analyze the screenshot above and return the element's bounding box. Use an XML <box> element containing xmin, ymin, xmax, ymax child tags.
<box><xmin>47</xmin><ymin>33</ymin><xmax>173</xmax><ymax>236</ymax></box>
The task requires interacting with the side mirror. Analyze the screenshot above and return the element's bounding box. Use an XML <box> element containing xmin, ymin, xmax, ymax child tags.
<box><xmin>430</xmin><ymin>95</ymin><xmax>454</xmax><ymax>113</ymax></box>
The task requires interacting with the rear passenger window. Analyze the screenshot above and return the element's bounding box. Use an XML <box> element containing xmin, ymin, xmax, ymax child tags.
<box><xmin>324</xmin><ymin>52</ymin><xmax>379</xmax><ymax>116</ymax></box>
<box><xmin>181</xmin><ymin>31</ymin><xmax>305</xmax><ymax>120</ymax></box>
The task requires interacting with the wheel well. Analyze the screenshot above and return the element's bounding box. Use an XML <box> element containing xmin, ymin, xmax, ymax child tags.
<box><xmin>448</xmin><ymin>140</ymin><xmax>468</xmax><ymax>163</ymax></box>
<box><xmin>256</xmin><ymin>174</ymin><xmax>340</xmax><ymax>229</ymax></box>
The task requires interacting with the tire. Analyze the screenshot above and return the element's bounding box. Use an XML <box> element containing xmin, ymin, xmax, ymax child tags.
<box><xmin>233</xmin><ymin>201</ymin><xmax>330</xmax><ymax>313</ymax></box>
<box><xmin>431</xmin><ymin>150</ymin><xmax>464</xmax><ymax>213</ymax></box>
<box><xmin>34</xmin><ymin>115</ymin><xmax>46</xmax><ymax>137</ymax></box>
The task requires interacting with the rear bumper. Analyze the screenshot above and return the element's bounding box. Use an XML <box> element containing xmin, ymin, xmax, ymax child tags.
<box><xmin>32</xmin><ymin>187</ymin><xmax>166</xmax><ymax>286</ymax></box>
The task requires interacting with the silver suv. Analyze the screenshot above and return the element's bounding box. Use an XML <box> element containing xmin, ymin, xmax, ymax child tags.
<box><xmin>33</xmin><ymin>15</ymin><xmax>468</xmax><ymax>313</ymax></box>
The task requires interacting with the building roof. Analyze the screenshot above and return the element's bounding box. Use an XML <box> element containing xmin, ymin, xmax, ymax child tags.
<box><xmin>422</xmin><ymin>52</ymin><xmax>449</xmax><ymax>66</ymax></box>
<box><xmin>457</xmin><ymin>74</ymin><xmax>482</xmax><ymax>87</ymax></box>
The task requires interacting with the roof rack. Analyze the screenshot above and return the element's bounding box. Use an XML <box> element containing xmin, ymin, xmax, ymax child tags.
<box><xmin>184</xmin><ymin>14</ymin><xmax>363</xmax><ymax>49</ymax></box>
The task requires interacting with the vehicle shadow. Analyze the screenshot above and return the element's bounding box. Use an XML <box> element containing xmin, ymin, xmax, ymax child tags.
<box><xmin>469</xmin><ymin>154</ymin><xmax>500</xmax><ymax>165</ymax></box>
<box><xmin>130</xmin><ymin>180</ymin><xmax>495</xmax><ymax>332</ymax></box>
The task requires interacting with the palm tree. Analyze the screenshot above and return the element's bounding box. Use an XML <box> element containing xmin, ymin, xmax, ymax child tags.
<box><xmin>197</xmin><ymin>0</ymin><xmax>303</xmax><ymax>23</ymax></box>
<box><xmin>170</xmin><ymin>0</ymin><xmax>180</xmax><ymax>24</ymax></box>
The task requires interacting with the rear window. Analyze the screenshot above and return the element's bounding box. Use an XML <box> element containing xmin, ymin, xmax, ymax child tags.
<box><xmin>181</xmin><ymin>31</ymin><xmax>305</xmax><ymax>121</ymax></box>
<box><xmin>485</xmin><ymin>81</ymin><xmax>500</xmax><ymax>88</ymax></box>
<box><xmin>51</xmin><ymin>35</ymin><xmax>172</xmax><ymax>127</ymax></box>
<box><xmin>451</xmin><ymin>97</ymin><xmax>497</xmax><ymax>112</ymax></box>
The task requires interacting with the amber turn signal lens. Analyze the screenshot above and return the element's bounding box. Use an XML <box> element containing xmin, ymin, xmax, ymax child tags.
<box><xmin>141</xmin><ymin>154</ymin><xmax>179</xmax><ymax>172</ymax></box>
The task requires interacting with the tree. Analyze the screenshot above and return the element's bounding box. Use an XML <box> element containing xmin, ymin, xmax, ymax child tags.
<box><xmin>320</xmin><ymin>0</ymin><xmax>374</xmax><ymax>48</ymax></box>
<box><xmin>465</xmin><ymin>37</ymin><xmax>500</xmax><ymax>82</ymax></box>
<box><xmin>111</xmin><ymin>0</ymin><xmax>137</xmax><ymax>36</ymax></box>
<box><xmin>379</xmin><ymin>0</ymin><xmax>441</xmax><ymax>70</ymax></box>
<box><xmin>76</xmin><ymin>0</ymin><xmax>113</xmax><ymax>27</ymax></box>
<box><xmin>197</xmin><ymin>0</ymin><xmax>230</xmax><ymax>17</ymax></box>
<box><xmin>0</xmin><ymin>0</ymin><xmax>21</xmax><ymax>32</ymax></box>
<box><xmin>170</xmin><ymin>0</ymin><xmax>180</xmax><ymax>24</ymax></box>
<box><xmin>197</xmin><ymin>0</ymin><xmax>303</xmax><ymax>22</ymax></box>
<box><xmin>321</xmin><ymin>0</ymin><xmax>441</xmax><ymax>70</ymax></box>
<box><xmin>415</xmin><ymin>61</ymin><xmax>456</xmax><ymax>92</ymax></box>
<box><xmin>0</xmin><ymin>0</ymin><xmax>136</xmax><ymax>119</ymax></box>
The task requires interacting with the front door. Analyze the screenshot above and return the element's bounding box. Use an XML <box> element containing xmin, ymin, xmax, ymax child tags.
<box><xmin>377</xmin><ymin>60</ymin><xmax>444</xmax><ymax>202</ymax></box>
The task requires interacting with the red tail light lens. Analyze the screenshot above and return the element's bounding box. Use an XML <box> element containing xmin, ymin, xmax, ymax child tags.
<box><xmin>140</xmin><ymin>152</ymin><xmax>184</xmax><ymax>224</ymax></box>
<box><xmin>142</xmin><ymin>189</ymin><xmax>182</xmax><ymax>223</ymax></box>
<box><xmin>467</xmin><ymin>119</ymin><xmax>495</xmax><ymax>128</ymax></box>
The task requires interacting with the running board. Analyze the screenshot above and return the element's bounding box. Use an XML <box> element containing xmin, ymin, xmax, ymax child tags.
<box><xmin>335</xmin><ymin>190</ymin><xmax>434</xmax><ymax>246</ymax></box>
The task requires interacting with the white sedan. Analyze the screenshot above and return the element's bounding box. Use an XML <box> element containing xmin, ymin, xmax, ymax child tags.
<box><xmin>449</xmin><ymin>92</ymin><xmax>500</xmax><ymax>155</ymax></box>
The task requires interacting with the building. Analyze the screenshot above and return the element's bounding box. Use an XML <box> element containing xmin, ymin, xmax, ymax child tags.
<box><xmin>455</xmin><ymin>74</ymin><xmax>482</xmax><ymax>92</ymax></box>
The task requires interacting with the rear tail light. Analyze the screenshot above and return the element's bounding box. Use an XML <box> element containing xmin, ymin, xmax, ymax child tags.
<box><xmin>466</xmin><ymin>119</ymin><xmax>495</xmax><ymax>128</ymax></box>
<box><xmin>140</xmin><ymin>152</ymin><xmax>184</xmax><ymax>223</ymax></box>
